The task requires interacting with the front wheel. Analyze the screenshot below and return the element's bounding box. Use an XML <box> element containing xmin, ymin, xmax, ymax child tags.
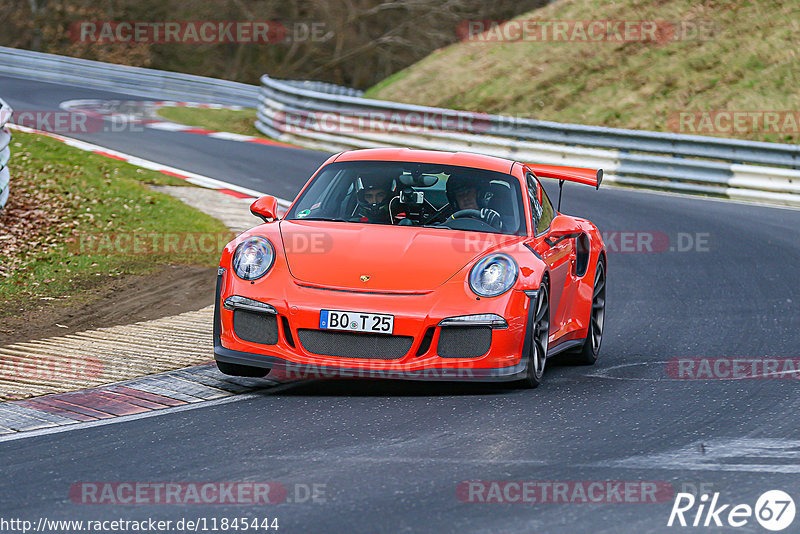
<box><xmin>216</xmin><ymin>361</ymin><xmax>270</xmax><ymax>378</ymax></box>
<box><xmin>568</xmin><ymin>260</ymin><xmax>605</xmax><ymax>365</ymax></box>
<box><xmin>517</xmin><ymin>283</ymin><xmax>550</xmax><ymax>388</ymax></box>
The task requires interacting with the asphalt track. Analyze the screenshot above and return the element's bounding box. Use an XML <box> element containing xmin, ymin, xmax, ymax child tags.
<box><xmin>1</xmin><ymin>74</ymin><xmax>800</xmax><ymax>533</ymax></box>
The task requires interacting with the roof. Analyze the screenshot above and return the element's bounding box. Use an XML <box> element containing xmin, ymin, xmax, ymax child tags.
<box><xmin>333</xmin><ymin>148</ymin><xmax>516</xmax><ymax>174</ymax></box>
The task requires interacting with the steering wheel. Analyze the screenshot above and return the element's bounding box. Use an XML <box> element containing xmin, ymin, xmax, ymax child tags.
<box><xmin>451</xmin><ymin>208</ymin><xmax>503</xmax><ymax>230</ymax></box>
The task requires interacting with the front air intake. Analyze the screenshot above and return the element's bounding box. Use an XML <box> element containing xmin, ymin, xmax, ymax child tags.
<box><xmin>233</xmin><ymin>310</ymin><xmax>279</xmax><ymax>345</ymax></box>
<box><xmin>437</xmin><ymin>326</ymin><xmax>492</xmax><ymax>358</ymax></box>
<box><xmin>297</xmin><ymin>329</ymin><xmax>413</xmax><ymax>360</ymax></box>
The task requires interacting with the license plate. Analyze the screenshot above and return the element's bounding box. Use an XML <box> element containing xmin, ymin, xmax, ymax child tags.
<box><xmin>319</xmin><ymin>309</ymin><xmax>394</xmax><ymax>334</ymax></box>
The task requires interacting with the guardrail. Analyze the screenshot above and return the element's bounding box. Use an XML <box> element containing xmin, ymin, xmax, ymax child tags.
<box><xmin>0</xmin><ymin>98</ymin><xmax>12</xmax><ymax>212</ymax></box>
<box><xmin>257</xmin><ymin>74</ymin><xmax>800</xmax><ymax>207</ymax></box>
<box><xmin>1</xmin><ymin>47</ymin><xmax>797</xmax><ymax>206</ymax></box>
<box><xmin>0</xmin><ymin>46</ymin><xmax>259</xmax><ymax>106</ymax></box>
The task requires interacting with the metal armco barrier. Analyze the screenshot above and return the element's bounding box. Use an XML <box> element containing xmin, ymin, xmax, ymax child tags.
<box><xmin>0</xmin><ymin>98</ymin><xmax>12</xmax><ymax>212</ymax></box>
<box><xmin>0</xmin><ymin>46</ymin><xmax>258</xmax><ymax>106</ymax></box>
<box><xmin>257</xmin><ymin>74</ymin><xmax>800</xmax><ymax>207</ymax></box>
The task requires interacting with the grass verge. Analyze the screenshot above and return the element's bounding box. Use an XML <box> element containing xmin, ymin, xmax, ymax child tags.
<box><xmin>0</xmin><ymin>131</ymin><xmax>232</xmax><ymax>315</ymax></box>
<box><xmin>156</xmin><ymin>107</ymin><xmax>263</xmax><ymax>137</ymax></box>
<box><xmin>366</xmin><ymin>0</ymin><xmax>800</xmax><ymax>144</ymax></box>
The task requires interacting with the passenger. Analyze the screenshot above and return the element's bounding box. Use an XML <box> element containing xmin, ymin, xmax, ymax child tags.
<box><xmin>355</xmin><ymin>173</ymin><xmax>394</xmax><ymax>224</ymax></box>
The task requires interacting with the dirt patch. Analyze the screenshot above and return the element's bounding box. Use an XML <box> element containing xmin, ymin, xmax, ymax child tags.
<box><xmin>0</xmin><ymin>264</ymin><xmax>217</xmax><ymax>346</ymax></box>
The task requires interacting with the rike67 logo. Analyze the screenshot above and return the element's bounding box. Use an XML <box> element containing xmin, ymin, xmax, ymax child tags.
<box><xmin>668</xmin><ymin>490</ymin><xmax>795</xmax><ymax>531</ymax></box>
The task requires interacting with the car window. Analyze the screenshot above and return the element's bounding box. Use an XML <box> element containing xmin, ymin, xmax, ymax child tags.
<box><xmin>536</xmin><ymin>182</ymin><xmax>555</xmax><ymax>235</ymax></box>
<box><xmin>526</xmin><ymin>173</ymin><xmax>542</xmax><ymax>229</ymax></box>
<box><xmin>286</xmin><ymin>161</ymin><xmax>527</xmax><ymax>236</ymax></box>
<box><xmin>526</xmin><ymin>172</ymin><xmax>554</xmax><ymax>235</ymax></box>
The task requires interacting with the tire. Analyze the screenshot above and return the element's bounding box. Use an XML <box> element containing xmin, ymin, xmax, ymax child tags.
<box><xmin>567</xmin><ymin>260</ymin><xmax>606</xmax><ymax>365</ymax></box>
<box><xmin>216</xmin><ymin>360</ymin><xmax>271</xmax><ymax>378</ymax></box>
<box><xmin>516</xmin><ymin>282</ymin><xmax>550</xmax><ymax>389</ymax></box>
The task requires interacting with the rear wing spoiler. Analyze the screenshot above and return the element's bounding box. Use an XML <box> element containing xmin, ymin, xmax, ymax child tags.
<box><xmin>527</xmin><ymin>164</ymin><xmax>603</xmax><ymax>190</ymax></box>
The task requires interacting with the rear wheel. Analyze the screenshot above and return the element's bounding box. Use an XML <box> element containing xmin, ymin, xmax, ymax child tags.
<box><xmin>216</xmin><ymin>361</ymin><xmax>270</xmax><ymax>378</ymax></box>
<box><xmin>517</xmin><ymin>283</ymin><xmax>549</xmax><ymax>389</ymax></box>
<box><xmin>568</xmin><ymin>260</ymin><xmax>605</xmax><ymax>365</ymax></box>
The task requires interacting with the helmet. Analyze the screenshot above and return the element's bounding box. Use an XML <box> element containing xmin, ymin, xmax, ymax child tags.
<box><xmin>446</xmin><ymin>174</ymin><xmax>493</xmax><ymax>209</ymax></box>
<box><xmin>356</xmin><ymin>172</ymin><xmax>394</xmax><ymax>219</ymax></box>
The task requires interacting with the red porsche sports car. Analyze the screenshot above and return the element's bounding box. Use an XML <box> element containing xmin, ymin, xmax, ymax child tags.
<box><xmin>214</xmin><ymin>148</ymin><xmax>606</xmax><ymax>387</ymax></box>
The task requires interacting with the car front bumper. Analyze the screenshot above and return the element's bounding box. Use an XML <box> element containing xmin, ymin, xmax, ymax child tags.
<box><xmin>213</xmin><ymin>270</ymin><xmax>534</xmax><ymax>382</ymax></box>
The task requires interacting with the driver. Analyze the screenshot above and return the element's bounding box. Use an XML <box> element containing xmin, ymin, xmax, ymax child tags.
<box><xmin>355</xmin><ymin>172</ymin><xmax>394</xmax><ymax>224</ymax></box>
<box><xmin>445</xmin><ymin>174</ymin><xmax>502</xmax><ymax>230</ymax></box>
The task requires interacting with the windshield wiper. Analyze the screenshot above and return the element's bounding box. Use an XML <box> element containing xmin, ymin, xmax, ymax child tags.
<box><xmin>294</xmin><ymin>216</ymin><xmax>349</xmax><ymax>222</ymax></box>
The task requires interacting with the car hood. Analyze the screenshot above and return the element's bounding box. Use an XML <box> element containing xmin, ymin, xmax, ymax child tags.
<box><xmin>279</xmin><ymin>221</ymin><xmax>524</xmax><ymax>292</ymax></box>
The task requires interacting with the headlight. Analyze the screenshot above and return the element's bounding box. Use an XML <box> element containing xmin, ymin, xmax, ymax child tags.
<box><xmin>469</xmin><ymin>253</ymin><xmax>518</xmax><ymax>297</ymax></box>
<box><xmin>232</xmin><ymin>236</ymin><xmax>275</xmax><ymax>280</ymax></box>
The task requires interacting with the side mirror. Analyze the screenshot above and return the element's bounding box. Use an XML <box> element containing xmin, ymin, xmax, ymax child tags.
<box><xmin>250</xmin><ymin>195</ymin><xmax>279</xmax><ymax>222</ymax></box>
<box><xmin>544</xmin><ymin>215</ymin><xmax>582</xmax><ymax>246</ymax></box>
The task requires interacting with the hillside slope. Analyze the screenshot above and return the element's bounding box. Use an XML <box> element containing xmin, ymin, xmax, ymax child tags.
<box><xmin>366</xmin><ymin>0</ymin><xmax>800</xmax><ymax>143</ymax></box>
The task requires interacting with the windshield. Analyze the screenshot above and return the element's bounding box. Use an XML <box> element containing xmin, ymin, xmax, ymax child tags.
<box><xmin>285</xmin><ymin>161</ymin><xmax>526</xmax><ymax>236</ymax></box>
